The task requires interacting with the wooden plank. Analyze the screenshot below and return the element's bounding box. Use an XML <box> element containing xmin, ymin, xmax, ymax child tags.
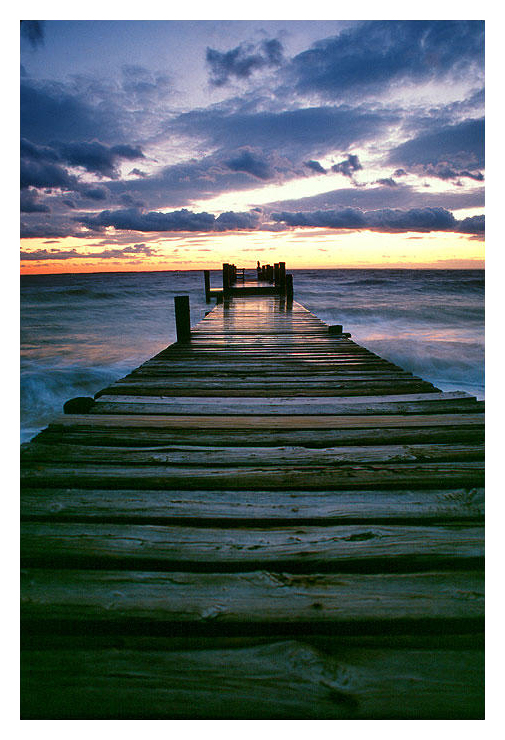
<box><xmin>90</xmin><ymin>396</ymin><xmax>482</xmax><ymax>415</ymax></box>
<box><xmin>98</xmin><ymin>391</ymin><xmax>471</xmax><ymax>403</ymax></box>
<box><xmin>96</xmin><ymin>386</ymin><xmax>440</xmax><ymax>399</ymax></box>
<box><xmin>34</xmin><ymin>424</ymin><xmax>485</xmax><ymax>448</ymax></box>
<box><xmin>21</xmin><ymin>570</ymin><xmax>484</xmax><ymax>630</ymax></box>
<box><xmin>21</xmin><ymin>487</ymin><xmax>484</xmax><ymax>524</ymax></box>
<box><xmin>21</xmin><ymin>522</ymin><xmax>484</xmax><ymax>571</ymax></box>
<box><xmin>21</xmin><ymin>441</ymin><xmax>485</xmax><ymax>465</ymax></box>
<box><xmin>49</xmin><ymin>412</ymin><xmax>485</xmax><ymax>430</ymax></box>
<box><xmin>20</xmin><ymin>641</ymin><xmax>484</xmax><ymax>718</ymax></box>
<box><xmin>20</xmin><ymin>460</ymin><xmax>485</xmax><ymax>491</ymax></box>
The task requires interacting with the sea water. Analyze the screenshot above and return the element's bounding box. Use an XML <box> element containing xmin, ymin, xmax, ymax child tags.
<box><xmin>20</xmin><ymin>268</ymin><xmax>484</xmax><ymax>443</ymax></box>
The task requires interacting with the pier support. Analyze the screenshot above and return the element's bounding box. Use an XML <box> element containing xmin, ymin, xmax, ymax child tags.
<box><xmin>286</xmin><ymin>274</ymin><xmax>293</xmax><ymax>303</ymax></box>
<box><xmin>204</xmin><ymin>270</ymin><xmax>211</xmax><ymax>302</ymax></box>
<box><xmin>174</xmin><ymin>295</ymin><xmax>191</xmax><ymax>342</ymax></box>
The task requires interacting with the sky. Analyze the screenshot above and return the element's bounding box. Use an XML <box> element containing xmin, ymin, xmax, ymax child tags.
<box><xmin>19</xmin><ymin>17</ymin><xmax>485</xmax><ymax>273</ymax></box>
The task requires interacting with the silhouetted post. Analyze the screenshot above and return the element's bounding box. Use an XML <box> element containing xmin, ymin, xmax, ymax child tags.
<box><xmin>204</xmin><ymin>270</ymin><xmax>211</xmax><ymax>302</ymax></box>
<box><xmin>223</xmin><ymin>263</ymin><xmax>230</xmax><ymax>292</ymax></box>
<box><xmin>286</xmin><ymin>274</ymin><xmax>293</xmax><ymax>303</ymax></box>
<box><xmin>174</xmin><ymin>295</ymin><xmax>191</xmax><ymax>342</ymax></box>
<box><xmin>274</xmin><ymin>263</ymin><xmax>280</xmax><ymax>286</ymax></box>
<box><xmin>278</xmin><ymin>262</ymin><xmax>286</xmax><ymax>292</ymax></box>
<box><xmin>328</xmin><ymin>324</ymin><xmax>343</xmax><ymax>334</ymax></box>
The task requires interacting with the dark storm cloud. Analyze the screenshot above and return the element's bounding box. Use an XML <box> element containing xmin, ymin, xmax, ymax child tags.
<box><xmin>80</xmin><ymin>185</ymin><xmax>109</xmax><ymax>201</ymax></box>
<box><xmin>206</xmin><ymin>38</ymin><xmax>284</xmax><ymax>86</ymax></box>
<box><xmin>375</xmin><ymin>178</ymin><xmax>398</xmax><ymax>187</ymax></box>
<box><xmin>331</xmin><ymin>154</ymin><xmax>362</xmax><ymax>177</ymax></box>
<box><xmin>289</xmin><ymin>20</ymin><xmax>484</xmax><ymax>99</ymax></box>
<box><xmin>21</xmin><ymin>137</ymin><xmax>145</xmax><ymax>192</ymax></box>
<box><xmin>266</xmin><ymin>182</ymin><xmax>484</xmax><ymax>214</ymax></box>
<box><xmin>457</xmin><ymin>215</ymin><xmax>485</xmax><ymax>234</ymax></box>
<box><xmin>77</xmin><ymin>208</ymin><xmax>217</xmax><ymax>232</ymax></box>
<box><xmin>20</xmin><ymin>218</ymin><xmax>83</xmax><ymax>239</ymax></box>
<box><xmin>271</xmin><ymin>206</ymin><xmax>483</xmax><ymax>234</ymax></box>
<box><xmin>57</xmin><ymin>142</ymin><xmax>145</xmax><ymax>178</ymax></box>
<box><xmin>20</xmin><ymin>243</ymin><xmax>157</xmax><ymax>261</ymax></box>
<box><xmin>173</xmin><ymin>105</ymin><xmax>397</xmax><ymax>157</ymax></box>
<box><xmin>20</xmin><ymin>189</ymin><xmax>50</xmax><ymax>213</ymax></box>
<box><xmin>224</xmin><ymin>149</ymin><xmax>273</xmax><ymax>180</ymax></box>
<box><xmin>389</xmin><ymin>118</ymin><xmax>484</xmax><ymax>175</ymax></box>
<box><xmin>20</xmin><ymin>21</ymin><xmax>45</xmax><ymax>49</ymax></box>
<box><xmin>214</xmin><ymin>210</ymin><xmax>262</xmax><ymax>230</ymax></box>
<box><xmin>20</xmin><ymin>158</ymin><xmax>79</xmax><ymax>191</ymax></box>
<box><xmin>21</xmin><ymin>80</ymin><xmax>115</xmax><ymax>145</ymax></box>
<box><xmin>272</xmin><ymin>208</ymin><xmax>367</xmax><ymax>229</ymax></box>
<box><xmin>303</xmin><ymin>160</ymin><xmax>327</xmax><ymax>174</ymax></box>
<box><xmin>75</xmin><ymin>207</ymin><xmax>263</xmax><ymax>233</ymax></box>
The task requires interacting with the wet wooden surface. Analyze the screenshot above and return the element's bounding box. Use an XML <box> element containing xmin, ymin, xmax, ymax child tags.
<box><xmin>20</xmin><ymin>291</ymin><xmax>484</xmax><ymax>718</ymax></box>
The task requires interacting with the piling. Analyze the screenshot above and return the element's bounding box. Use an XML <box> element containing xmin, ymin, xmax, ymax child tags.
<box><xmin>204</xmin><ymin>270</ymin><xmax>211</xmax><ymax>302</ymax></box>
<box><xmin>174</xmin><ymin>295</ymin><xmax>191</xmax><ymax>342</ymax></box>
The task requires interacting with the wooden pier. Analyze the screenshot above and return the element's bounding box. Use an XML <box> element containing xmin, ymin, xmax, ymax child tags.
<box><xmin>20</xmin><ymin>263</ymin><xmax>484</xmax><ymax>719</ymax></box>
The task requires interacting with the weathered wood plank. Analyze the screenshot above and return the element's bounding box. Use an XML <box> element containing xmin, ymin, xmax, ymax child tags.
<box><xmin>34</xmin><ymin>424</ymin><xmax>484</xmax><ymax>448</ymax></box>
<box><xmin>21</xmin><ymin>570</ymin><xmax>484</xmax><ymax>629</ymax></box>
<box><xmin>91</xmin><ymin>396</ymin><xmax>482</xmax><ymax>415</ymax></box>
<box><xmin>21</xmin><ymin>441</ymin><xmax>485</xmax><ymax>465</ymax></box>
<box><xmin>48</xmin><ymin>412</ymin><xmax>486</xmax><ymax>430</ymax></box>
<box><xmin>20</xmin><ymin>522</ymin><xmax>484</xmax><ymax>572</ymax></box>
<box><xmin>96</xmin><ymin>386</ymin><xmax>439</xmax><ymax>399</ymax></box>
<box><xmin>20</xmin><ymin>640</ymin><xmax>484</xmax><ymax>718</ymax></box>
<box><xmin>20</xmin><ymin>487</ymin><xmax>485</xmax><ymax>524</ymax></box>
<box><xmin>20</xmin><ymin>460</ymin><xmax>484</xmax><ymax>491</ymax></box>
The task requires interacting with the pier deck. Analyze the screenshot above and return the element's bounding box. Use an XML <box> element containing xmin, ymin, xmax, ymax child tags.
<box><xmin>20</xmin><ymin>273</ymin><xmax>484</xmax><ymax>719</ymax></box>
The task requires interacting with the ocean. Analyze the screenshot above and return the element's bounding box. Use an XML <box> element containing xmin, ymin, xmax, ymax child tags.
<box><xmin>20</xmin><ymin>268</ymin><xmax>484</xmax><ymax>443</ymax></box>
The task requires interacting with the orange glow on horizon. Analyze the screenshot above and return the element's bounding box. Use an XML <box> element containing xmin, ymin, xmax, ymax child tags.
<box><xmin>20</xmin><ymin>228</ymin><xmax>485</xmax><ymax>274</ymax></box>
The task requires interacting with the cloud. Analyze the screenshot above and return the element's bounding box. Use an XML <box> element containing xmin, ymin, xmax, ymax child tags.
<box><xmin>76</xmin><ymin>207</ymin><xmax>265</xmax><ymax>233</ymax></box>
<box><xmin>303</xmin><ymin>160</ymin><xmax>327</xmax><ymax>174</ymax></box>
<box><xmin>20</xmin><ymin>158</ymin><xmax>79</xmax><ymax>191</ymax></box>
<box><xmin>375</xmin><ymin>178</ymin><xmax>397</xmax><ymax>187</ymax></box>
<box><xmin>20</xmin><ymin>189</ymin><xmax>50</xmax><ymax>213</ymax></box>
<box><xmin>20</xmin><ymin>21</ymin><xmax>45</xmax><ymax>49</ymax></box>
<box><xmin>57</xmin><ymin>141</ymin><xmax>145</xmax><ymax>178</ymax></box>
<box><xmin>173</xmin><ymin>105</ymin><xmax>397</xmax><ymax>159</ymax></box>
<box><xmin>271</xmin><ymin>207</ymin><xmax>367</xmax><ymax>229</ymax></box>
<box><xmin>289</xmin><ymin>20</ymin><xmax>484</xmax><ymax>99</ymax></box>
<box><xmin>457</xmin><ymin>215</ymin><xmax>485</xmax><ymax>234</ymax></box>
<box><xmin>206</xmin><ymin>38</ymin><xmax>284</xmax><ymax>86</ymax></box>
<box><xmin>21</xmin><ymin>80</ymin><xmax>116</xmax><ymax>145</ymax></box>
<box><xmin>331</xmin><ymin>154</ymin><xmax>362</xmax><ymax>178</ymax></box>
<box><xmin>214</xmin><ymin>210</ymin><xmax>262</xmax><ymax>230</ymax></box>
<box><xmin>20</xmin><ymin>243</ymin><xmax>157</xmax><ymax>261</ymax></box>
<box><xmin>224</xmin><ymin>148</ymin><xmax>273</xmax><ymax>180</ymax></box>
<box><xmin>80</xmin><ymin>185</ymin><xmax>109</xmax><ymax>201</ymax></box>
<box><xmin>271</xmin><ymin>206</ymin><xmax>483</xmax><ymax>234</ymax></box>
<box><xmin>77</xmin><ymin>207</ymin><xmax>216</xmax><ymax>232</ymax></box>
<box><xmin>20</xmin><ymin>137</ymin><xmax>145</xmax><ymax>194</ymax></box>
<box><xmin>389</xmin><ymin>118</ymin><xmax>484</xmax><ymax>176</ymax></box>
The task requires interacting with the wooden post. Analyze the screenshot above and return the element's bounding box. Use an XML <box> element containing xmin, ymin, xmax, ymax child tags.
<box><xmin>328</xmin><ymin>324</ymin><xmax>343</xmax><ymax>334</ymax></box>
<box><xmin>274</xmin><ymin>263</ymin><xmax>280</xmax><ymax>286</ymax></box>
<box><xmin>223</xmin><ymin>263</ymin><xmax>230</xmax><ymax>292</ymax></box>
<box><xmin>286</xmin><ymin>274</ymin><xmax>293</xmax><ymax>302</ymax></box>
<box><xmin>174</xmin><ymin>295</ymin><xmax>191</xmax><ymax>342</ymax></box>
<box><xmin>278</xmin><ymin>262</ymin><xmax>286</xmax><ymax>292</ymax></box>
<box><xmin>204</xmin><ymin>270</ymin><xmax>211</xmax><ymax>302</ymax></box>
